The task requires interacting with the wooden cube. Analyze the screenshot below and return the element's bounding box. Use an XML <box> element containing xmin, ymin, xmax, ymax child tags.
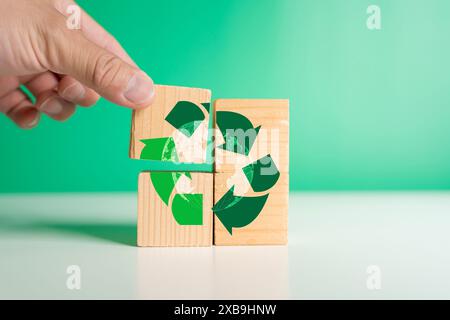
<box><xmin>213</xmin><ymin>99</ymin><xmax>289</xmax><ymax>245</ymax></box>
<box><xmin>214</xmin><ymin>99</ymin><xmax>289</xmax><ymax>173</ymax></box>
<box><xmin>130</xmin><ymin>85</ymin><xmax>213</xmax><ymax>171</ymax></box>
<box><xmin>213</xmin><ymin>171</ymin><xmax>289</xmax><ymax>245</ymax></box>
<box><xmin>138</xmin><ymin>171</ymin><xmax>213</xmax><ymax>247</ymax></box>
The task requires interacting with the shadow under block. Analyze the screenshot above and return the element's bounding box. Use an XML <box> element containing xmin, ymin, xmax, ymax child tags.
<box><xmin>138</xmin><ymin>171</ymin><xmax>213</xmax><ymax>247</ymax></box>
<box><xmin>130</xmin><ymin>85</ymin><xmax>213</xmax><ymax>172</ymax></box>
<box><xmin>213</xmin><ymin>99</ymin><xmax>289</xmax><ymax>245</ymax></box>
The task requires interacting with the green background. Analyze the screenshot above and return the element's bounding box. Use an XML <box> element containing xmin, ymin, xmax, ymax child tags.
<box><xmin>1</xmin><ymin>0</ymin><xmax>450</xmax><ymax>193</ymax></box>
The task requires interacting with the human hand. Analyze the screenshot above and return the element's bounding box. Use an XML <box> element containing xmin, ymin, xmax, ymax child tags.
<box><xmin>0</xmin><ymin>0</ymin><xmax>155</xmax><ymax>129</ymax></box>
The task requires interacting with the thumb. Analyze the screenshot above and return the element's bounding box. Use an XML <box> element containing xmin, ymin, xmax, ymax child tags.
<box><xmin>47</xmin><ymin>30</ymin><xmax>155</xmax><ymax>109</ymax></box>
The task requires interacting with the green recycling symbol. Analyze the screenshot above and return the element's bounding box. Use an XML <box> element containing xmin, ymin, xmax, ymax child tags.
<box><xmin>213</xmin><ymin>111</ymin><xmax>280</xmax><ymax>235</ymax></box>
<box><xmin>140</xmin><ymin>101</ymin><xmax>210</xmax><ymax>225</ymax></box>
<box><xmin>139</xmin><ymin>103</ymin><xmax>280</xmax><ymax>233</ymax></box>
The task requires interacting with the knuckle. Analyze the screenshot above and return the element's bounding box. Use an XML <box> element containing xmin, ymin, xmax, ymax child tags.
<box><xmin>91</xmin><ymin>54</ymin><xmax>125</xmax><ymax>90</ymax></box>
<box><xmin>37</xmin><ymin>18</ymin><xmax>68</xmax><ymax>69</ymax></box>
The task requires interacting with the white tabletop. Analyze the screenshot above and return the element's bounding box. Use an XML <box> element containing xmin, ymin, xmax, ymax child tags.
<box><xmin>0</xmin><ymin>192</ymin><xmax>449</xmax><ymax>299</ymax></box>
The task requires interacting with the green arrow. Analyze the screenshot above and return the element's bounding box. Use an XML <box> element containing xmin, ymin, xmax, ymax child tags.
<box><xmin>216</xmin><ymin>111</ymin><xmax>261</xmax><ymax>156</ymax></box>
<box><xmin>172</xmin><ymin>194</ymin><xmax>203</xmax><ymax>225</ymax></box>
<box><xmin>212</xmin><ymin>186</ymin><xmax>269</xmax><ymax>235</ymax></box>
<box><xmin>140</xmin><ymin>137</ymin><xmax>178</xmax><ymax>161</ymax></box>
<box><xmin>150</xmin><ymin>171</ymin><xmax>198</xmax><ymax>225</ymax></box>
<box><xmin>165</xmin><ymin>101</ymin><xmax>206</xmax><ymax>137</ymax></box>
<box><xmin>243</xmin><ymin>154</ymin><xmax>280</xmax><ymax>192</ymax></box>
<box><xmin>201</xmin><ymin>102</ymin><xmax>211</xmax><ymax>113</ymax></box>
<box><xmin>150</xmin><ymin>171</ymin><xmax>191</xmax><ymax>205</ymax></box>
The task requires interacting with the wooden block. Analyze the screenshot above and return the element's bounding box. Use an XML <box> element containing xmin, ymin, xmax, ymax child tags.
<box><xmin>138</xmin><ymin>171</ymin><xmax>213</xmax><ymax>247</ymax></box>
<box><xmin>213</xmin><ymin>98</ymin><xmax>289</xmax><ymax>245</ymax></box>
<box><xmin>213</xmin><ymin>170</ymin><xmax>289</xmax><ymax>245</ymax></box>
<box><xmin>130</xmin><ymin>85</ymin><xmax>213</xmax><ymax>171</ymax></box>
<box><xmin>214</xmin><ymin>99</ymin><xmax>289</xmax><ymax>173</ymax></box>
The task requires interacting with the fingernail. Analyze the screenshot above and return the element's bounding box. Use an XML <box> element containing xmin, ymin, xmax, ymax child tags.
<box><xmin>124</xmin><ymin>72</ymin><xmax>155</xmax><ymax>105</ymax></box>
<box><xmin>40</xmin><ymin>97</ymin><xmax>63</xmax><ymax>115</ymax></box>
<box><xmin>24</xmin><ymin>114</ymin><xmax>40</xmax><ymax>129</ymax></box>
<box><xmin>14</xmin><ymin>108</ymin><xmax>40</xmax><ymax>129</ymax></box>
<box><xmin>61</xmin><ymin>82</ymin><xmax>85</xmax><ymax>101</ymax></box>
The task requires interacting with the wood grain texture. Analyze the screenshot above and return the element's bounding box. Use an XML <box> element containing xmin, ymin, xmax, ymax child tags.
<box><xmin>214</xmin><ymin>172</ymin><xmax>289</xmax><ymax>246</ymax></box>
<box><xmin>130</xmin><ymin>85</ymin><xmax>211</xmax><ymax>163</ymax></box>
<box><xmin>138</xmin><ymin>172</ymin><xmax>213</xmax><ymax>247</ymax></box>
<box><xmin>214</xmin><ymin>99</ymin><xmax>289</xmax><ymax>173</ymax></box>
<box><xmin>213</xmin><ymin>99</ymin><xmax>289</xmax><ymax>245</ymax></box>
